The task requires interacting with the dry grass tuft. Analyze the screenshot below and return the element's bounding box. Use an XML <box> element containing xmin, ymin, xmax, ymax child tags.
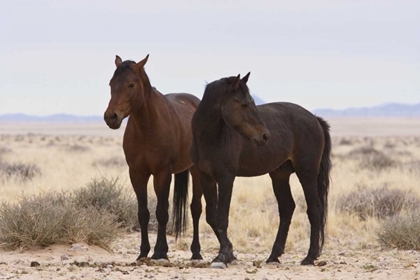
<box><xmin>348</xmin><ymin>146</ymin><xmax>379</xmax><ymax>157</ymax></box>
<box><xmin>0</xmin><ymin>175</ymin><xmax>176</xmax><ymax>250</ymax></box>
<box><xmin>93</xmin><ymin>156</ymin><xmax>126</xmax><ymax>168</ymax></box>
<box><xmin>72</xmin><ymin>177</ymin><xmax>138</xmax><ymax>231</ymax></box>
<box><xmin>66</xmin><ymin>144</ymin><xmax>91</xmax><ymax>152</ymax></box>
<box><xmin>336</xmin><ymin>185</ymin><xmax>420</xmax><ymax>220</ymax></box>
<box><xmin>403</xmin><ymin>160</ymin><xmax>420</xmax><ymax>174</ymax></box>
<box><xmin>348</xmin><ymin>146</ymin><xmax>396</xmax><ymax>170</ymax></box>
<box><xmin>377</xmin><ymin>210</ymin><xmax>420</xmax><ymax>250</ymax></box>
<box><xmin>0</xmin><ymin>192</ymin><xmax>120</xmax><ymax>250</ymax></box>
<box><xmin>70</xmin><ymin>177</ymin><xmax>165</xmax><ymax>233</ymax></box>
<box><xmin>0</xmin><ymin>146</ymin><xmax>13</xmax><ymax>155</ymax></box>
<box><xmin>0</xmin><ymin>160</ymin><xmax>41</xmax><ymax>181</ymax></box>
<box><xmin>338</xmin><ymin>138</ymin><xmax>354</xmax><ymax>146</ymax></box>
<box><xmin>361</xmin><ymin>153</ymin><xmax>396</xmax><ymax>170</ymax></box>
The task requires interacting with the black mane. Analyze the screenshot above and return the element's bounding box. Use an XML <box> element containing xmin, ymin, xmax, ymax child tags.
<box><xmin>200</xmin><ymin>76</ymin><xmax>250</xmax><ymax>108</ymax></box>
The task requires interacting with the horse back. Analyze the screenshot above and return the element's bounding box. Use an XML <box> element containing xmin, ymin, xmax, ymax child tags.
<box><xmin>165</xmin><ymin>93</ymin><xmax>200</xmax><ymax>115</ymax></box>
<box><xmin>261</xmin><ymin>102</ymin><xmax>325</xmax><ymax>160</ymax></box>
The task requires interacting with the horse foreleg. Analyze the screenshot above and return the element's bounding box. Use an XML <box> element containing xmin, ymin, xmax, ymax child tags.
<box><xmin>130</xmin><ymin>169</ymin><xmax>151</xmax><ymax>260</ymax></box>
<box><xmin>189</xmin><ymin>166</ymin><xmax>203</xmax><ymax>260</ymax></box>
<box><xmin>198</xmin><ymin>173</ymin><xmax>218</xmax><ymax>237</ymax></box>
<box><xmin>211</xmin><ymin>174</ymin><xmax>236</xmax><ymax>268</ymax></box>
<box><xmin>151</xmin><ymin>169</ymin><xmax>172</xmax><ymax>260</ymax></box>
<box><xmin>267</xmin><ymin>170</ymin><xmax>295</xmax><ymax>263</ymax></box>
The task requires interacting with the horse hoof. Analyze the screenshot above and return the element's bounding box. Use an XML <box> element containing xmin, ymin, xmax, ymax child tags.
<box><xmin>266</xmin><ymin>256</ymin><xmax>280</xmax><ymax>264</ymax></box>
<box><xmin>191</xmin><ymin>254</ymin><xmax>203</xmax><ymax>261</ymax></box>
<box><xmin>301</xmin><ymin>258</ymin><xmax>315</xmax><ymax>265</ymax></box>
<box><xmin>136</xmin><ymin>257</ymin><xmax>149</xmax><ymax>264</ymax></box>
<box><xmin>155</xmin><ymin>258</ymin><xmax>170</xmax><ymax>263</ymax></box>
<box><xmin>151</xmin><ymin>253</ymin><xmax>168</xmax><ymax>260</ymax></box>
<box><xmin>210</xmin><ymin>262</ymin><xmax>227</xmax><ymax>269</ymax></box>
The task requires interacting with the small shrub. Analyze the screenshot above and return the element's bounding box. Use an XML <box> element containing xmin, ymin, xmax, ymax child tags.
<box><xmin>66</xmin><ymin>144</ymin><xmax>90</xmax><ymax>152</ymax></box>
<box><xmin>93</xmin><ymin>157</ymin><xmax>126</xmax><ymax>168</ymax></box>
<box><xmin>348</xmin><ymin>146</ymin><xmax>396</xmax><ymax>170</ymax></box>
<box><xmin>348</xmin><ymin>146</ymin><xmax>380</xmax><ymax>157</ymax></box>
<box><xmin>404</xmin><ymin>160</ymin><xmax>420</xmax><ymax>174</ymax></box>
<box><xmin>72</xmin><ymin>177</ymin><xmax>165</xmax><ymax>233</ymax></box>
<box><xmin>0</xmin><ymin>161</ymin><xmax>41</xmax><ymax>181</ymax></box>
<box><xmin>361</xmin><ymin>153</ymin><xmax>396</xmax><ymax>170</ymax></box>
<box><xmin>0</xmin><ymin>193</ymin><xmax>120</xmax><ymax>250</ymax></box>
<box><xmin>73</xmin><ymin>177</ymin><xmax>138</xmax><ymax>231</ymax></box>
<box><xmin>0</xmin><ymin>146</ymin><xmax>12</xmax><ymax>155</ymax></box>
<box><xmin>337</xmin><ymin>185</ymin><xmax>420</xmax><ymax>220</ymax></box>
<box><xmin>338</xmin><ymin>138</ymin><xmax>353</xmax><ymax>146</ymax></box>
<box><xmin>383</xmin><ymin>142</ymin><xmax>396</xmax><ymax>149</ymax></box>
<box><xmin>377</xmin><ymin>211</ymin><xmax>420</xmax><ymax>250</ymax></box>
<box><xmin>148</xmin><ymin>195</ymin><xmax>160</xmax><ymax>233</ymax></box>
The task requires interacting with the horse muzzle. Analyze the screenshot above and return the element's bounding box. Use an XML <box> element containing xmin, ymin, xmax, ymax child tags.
<box><xmin>252</xmin><ymin>131</ymin><xmax>270</xmax><ymax>147</ymax></box>
<box><xmin>104</xmin><ymin>111</ymin><xmax>122</xmax><ymax>129</ymax></box>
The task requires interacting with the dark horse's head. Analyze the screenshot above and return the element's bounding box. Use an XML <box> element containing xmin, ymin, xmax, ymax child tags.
<box><xmin>104</xmin><ymin>54</ymin><xmax>149</xmax><ymax>129</ymax></box>
<box><xmin>204</xmin><ymin>73</ymin><xmax>270</xmax><ymax>146</ymax></box>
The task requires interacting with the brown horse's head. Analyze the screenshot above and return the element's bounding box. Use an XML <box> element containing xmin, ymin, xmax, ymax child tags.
<box><xmin>221</xmin><ymin>73</ymin><xmax>270</xmax><ymax>146</ymax></box>
<box><xmin>104</xmin><ymin>54</ymin><xmax>149</xmax><ymax>129</ymax></box>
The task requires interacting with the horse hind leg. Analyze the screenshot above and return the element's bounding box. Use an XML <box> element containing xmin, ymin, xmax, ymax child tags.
<box><xmin>189</xmin><ymin>166</ymin><xmax>203</xmax><ymax>260</ymax></box>
<box><xmin>295</xmin><ymin>165</ymin><xmax>322</xmax><ymax>265</ymax></box>
<box><xmin>267</xmin><ymin>165</ymin><xmax>295</xmax><ymax>264</ymax></box>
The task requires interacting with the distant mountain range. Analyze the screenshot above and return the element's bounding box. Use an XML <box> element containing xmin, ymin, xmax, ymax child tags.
<box><xmin>312</xmin><ymin>102</ymin><xmax>420</xmax><ymax>117</ymax></box>
<box><xmin>0</xmin><ymin>102</ymin><xmax>419</xmax><ymax>121</ymax></box>
<box><xmin>0</xmin><ymin>113</ymin><xmax>102</xmax><ymax>122</ymax></box>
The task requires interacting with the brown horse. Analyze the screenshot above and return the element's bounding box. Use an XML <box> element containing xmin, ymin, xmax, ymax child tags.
<box><xmin>104</xmin><ymin>55</ymin><xmax>203</xmax><ymax>261</ymax></box>
<box><xmin>191</xmin><ymin>73</ymin><xmax>331</xmax><ymax>268</ymax></box>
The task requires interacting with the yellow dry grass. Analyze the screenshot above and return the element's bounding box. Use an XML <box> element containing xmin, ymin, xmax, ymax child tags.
<box><xmin>1</xmin><ymin>117</ymin><xmax>420</xmax><ymax>257</ymax></box>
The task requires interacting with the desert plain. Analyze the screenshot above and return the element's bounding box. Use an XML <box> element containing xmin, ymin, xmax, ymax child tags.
<box><xmin>0</xmin><ymin>117</ymin><xmax>419</xmax><ymax>280</ymax></box>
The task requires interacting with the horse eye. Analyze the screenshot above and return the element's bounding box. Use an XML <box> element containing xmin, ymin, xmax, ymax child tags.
<box><xmin>241</xmin><ymin>103</ymin><xmax>248</xmax><ymax>108</ymax></box>
<box><xmin>128</xmin><ymin>83</ymin><xmax>135</xmax><ymax>88</ymax></box>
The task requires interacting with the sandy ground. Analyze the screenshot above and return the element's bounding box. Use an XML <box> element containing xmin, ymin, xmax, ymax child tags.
<box><xmin>1</xmin><ymin>232</ymin><xmax>419</xmax><ymax>280</ymax></box>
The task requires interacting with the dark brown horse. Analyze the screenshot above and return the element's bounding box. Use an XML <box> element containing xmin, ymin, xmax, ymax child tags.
<box><xmin>104</xmin><ymin>54</ymin><xmax>203</xmax><ymax>261</ymax></box>
<box><xmin>191</xmin><ymin>73</ymin><xmax>331</xmax><ymax>268</ymax></box>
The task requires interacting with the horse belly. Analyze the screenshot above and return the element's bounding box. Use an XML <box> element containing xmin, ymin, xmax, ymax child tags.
<box><xmin>236</xmin><ymin>145</ymin><xmax>290</xmax><ymax>177</ymax></box>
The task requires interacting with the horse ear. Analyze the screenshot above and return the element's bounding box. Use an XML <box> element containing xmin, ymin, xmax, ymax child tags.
<box><xmin>115</xmin><ymin>55</ymin><xmax>123</xmax><ymax>68</ymax></box>
<box><xmin>232</xmin><ymin>74</ymin><xmax>241</xmax><ymax>90</ymax></box>
<box><xmin>242</xmin><ymin>72</ymin><xmax>251</xmax><ymax>84</ymax></box>
<box><xmin>136</xmin><ymin>54</ymin><xmax>149</xmax><ymax>69</ymax></box>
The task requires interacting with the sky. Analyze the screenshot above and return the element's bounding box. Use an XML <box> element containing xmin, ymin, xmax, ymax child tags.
<box><xmin>0</xmin><ymin>0</ymin><xmax>419</xmax><ymax>116</ymax></box>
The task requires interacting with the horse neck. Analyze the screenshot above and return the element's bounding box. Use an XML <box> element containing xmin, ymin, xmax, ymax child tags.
<box><xmin>129</xmin><ymin>70</ymin><xmax>167</xmax><ymax>132</ymax></box>
<box><xmin>194</xmin><ymin>105</ymin><xmax>226</xmax><ymax>143</ymax></box>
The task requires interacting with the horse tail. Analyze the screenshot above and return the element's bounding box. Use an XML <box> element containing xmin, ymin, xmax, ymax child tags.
<box><xmin>172</xmin><ymin>169</ymin><xmax>189</xmax><ymax>239</ymax></box>
<box><xmin>316</xmin><ymin>116</ymin><xmax>332</xmax><ymax>253</ymax></box>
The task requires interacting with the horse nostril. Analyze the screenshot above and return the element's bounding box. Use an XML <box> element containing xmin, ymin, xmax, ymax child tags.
<box><xmin>111</xmin><ymin>113</ymin><xmax>118</xmax><ymax>121</ymax></box>
<box><xmin>263</xmin><ymin>133</ymin><xmax>270</xmax><ymax>141</ymax></box>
